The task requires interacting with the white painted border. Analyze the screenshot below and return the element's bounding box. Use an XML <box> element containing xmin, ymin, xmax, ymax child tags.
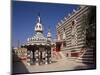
<box><xmin>0</xmin><ymin>0</ymin><xmax>99</xmax><ymax>75</ymax></box>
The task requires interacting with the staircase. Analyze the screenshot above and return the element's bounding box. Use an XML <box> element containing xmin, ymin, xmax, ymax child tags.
<box><xmin>76</xmin><ymin>47</ymin><xmax>96</xmax><ymax>64</ymax></box>
<box><xmin>59</xmin><ymin>51</ymin><xmax>66</xmax><ymax>59</ymax></box>
<box><xmin>52</xmin><ymin>51</ymin><xmax>67</xmax><ymax>61</ymax></box>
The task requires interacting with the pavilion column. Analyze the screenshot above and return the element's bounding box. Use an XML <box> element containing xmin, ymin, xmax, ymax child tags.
<box><xmin>44</xmin><ymin>45</ymin><xmax>51</xmax><ymax>64</ymax></box>
<box><xmin>45</xmin><ymin>49</ymin><xmax>48</xmax><ymax>64</ymax></box>
<box><xmin>30</xmin><ymin>50</ymin><xmax>33</xmax><ymax>64</ymax></box>
<box><xmin>32</xmin><ymin>48</ymin><xmax>35</xmax><ymax>64</ymax></box>
<box><xmin>48</xmin><ymin>46</ymin><xmax>52</xmax><ymax>64</ymax></box>
<box><xmin>42</xmin><ymin>50</ymin><xmax>46</xmax><ymax>64</ymax></box>
<box><xmin>35</xmin><ymin>49</ymin><xmax>39</xmax><ymax>65</ymax></box>
<box><xmin>39</xmin><ymin>51</ymin><xmax>43</xmax><ymax>65</ymax></box>
<box><xmin>27</xmin><ymin>50</ymin><xmax>31</xmax><ymax>66</ymax></box>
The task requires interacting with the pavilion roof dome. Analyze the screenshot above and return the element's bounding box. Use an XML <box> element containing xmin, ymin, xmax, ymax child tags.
<box><xmin>26</xmin><ymin>14</ymin><xmax>48</xmax><ymax>46</ymax></box>
<box><xmin>35</xmin><ymin>16</ymin><xmax>43</xmax><ymax>32</ymax></box>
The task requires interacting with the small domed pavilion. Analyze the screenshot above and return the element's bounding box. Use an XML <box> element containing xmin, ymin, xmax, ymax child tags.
<box><xmin>22</xmin><ymin>14</ymin><xmax>52</xmax><ymax>65</ymax></box>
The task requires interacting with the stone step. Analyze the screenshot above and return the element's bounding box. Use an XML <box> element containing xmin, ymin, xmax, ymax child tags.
<box><xmin>86</xmin><ymin>49</ymin><xmax>94</xmax><ymax>52</ymax></box>
<box><xmin>84</xmin><ymin>51</ymin><xmax>94</xmax><ymax>54</ymax></box>
<box><xmin>83</xmin><ymin>54</ymin><xmax>93</xmax><ymax>56</ymax></box>
<box><xmin>82</xmin><ymin>54</ymin><xmax>94</xmax><ymax>57</ymax></box>
<box><xmin>67</xmin><ymin>57</ymin><xmax>77</xmax><ymax>61</ymax></box>
<box><xmin>76</xmin><ymin>59</ymin><xmax>95</xmax><ymax>64</ymax></box>
<box><xmin>86</xmin><ymin>50</ymin><xmax>94</xmax><ymax>52</ymax></box>
<box><xmin>78</xmin><ymin>57</ymin><xmax>94</xmax><ymax>60</ymax></box>
<box><xmin>59</xmin><ymin>52</ymin><xmax>66</xmax><ymax>59</ymax></box>
<box><xmin>82</xmin><ymin>56</ymin><xmax>94</xmax><ymax>58</ymax></box>
<box><xmin>86</xmin><ymin>49</ymin><xmax>94</xmax><ymax>51</ymax></box>
<box><xmin>76</xmin><ymin>47</ymin><xmax>95</xmax><ymax>64</ymax></box>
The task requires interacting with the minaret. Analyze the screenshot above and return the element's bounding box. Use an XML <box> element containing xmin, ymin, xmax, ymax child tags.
<box><xmin>35</xmin><ymin>14</ymin><xmax>43</xmax><ymax>33</ymax></box>
<box><xmin>47</xmin><ymin>27</ymin><xmax>52</xmax><ymax>41</ymax></box>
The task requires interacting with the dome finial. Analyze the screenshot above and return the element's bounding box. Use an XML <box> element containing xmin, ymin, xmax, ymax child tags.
<box><xmin>35</xmin><ymin>13</ymin><xmax>43</xmax><ymax>32</ymax></box>
<box><xmin>38</xmin><ymin>12</ymin><xmax>41</xmax><ymax>23</ymax></box>
<box><xmin>48</xmin><ymin>26</ymin><xmax>50</xmax><ymax>32</ymax></box>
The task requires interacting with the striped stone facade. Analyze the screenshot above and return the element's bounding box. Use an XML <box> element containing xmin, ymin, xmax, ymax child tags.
<box><xmin>56</xmin><ymin>6</ymin><xmax>94</xmax><ymax>51</ymax></box>
<box><xmin>56</xmin><ymin>5</ymin><xmax>96</xmax><ymax>64</ymax></box>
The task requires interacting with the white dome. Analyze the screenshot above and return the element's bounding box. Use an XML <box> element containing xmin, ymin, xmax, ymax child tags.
<box><xmin>27</xmin><ymin>38</ymin><xmax>30</xmax><ymax>41</ymax></box>
<box><xmin>35</xmin><ymin>23</ymin><xmax>43</xmax><ymax>32</ymax></box>
<box><xmin>47</xmin><ymin>32</ymin><xmax>51</xmax><ymax>37</ymax></box>
<box><xmin>35</xmin><ymin>16</ymin><xmax>43</xmax><ymax>32</ymax></box>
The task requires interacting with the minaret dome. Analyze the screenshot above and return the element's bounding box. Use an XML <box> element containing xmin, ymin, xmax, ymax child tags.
<box><xmin>47</xmin><ymin>28</ymin><xmax>51</xmax><ymax>38</ymax></box>
<box><xmin>35</xmin><ymin>15</ymin><xmax>43</xmax><ymax>32</ymax></box>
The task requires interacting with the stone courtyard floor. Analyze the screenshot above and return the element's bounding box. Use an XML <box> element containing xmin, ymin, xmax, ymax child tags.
<box><xmin>23</xmin><ymin>58</ymin><xmax>89</xmax><ymax>73</ymax></box>
<box><xmin>13</xmin><ymin>58</ymin><xmax>95</xmax><ymax>74</ymax></box>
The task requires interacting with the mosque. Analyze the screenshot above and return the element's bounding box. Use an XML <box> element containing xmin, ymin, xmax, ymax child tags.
<box><xmin>21</xmin><ymin>14</ymin><xmax>52</xmax><ymax>65</ymax></box>
<box><xmin>14</xmin><ymin>6</ymin><xmax>96</xmax><ymax>67</ymax></box>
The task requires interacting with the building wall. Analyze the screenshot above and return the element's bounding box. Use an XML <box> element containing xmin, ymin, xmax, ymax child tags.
<box><xmin>14</xmin><ymin>48</ymin><xmax>27</xmax><ymax>60</ymax></box>
<box><xmin>56</xmin><ymin>6</ymin><xmax>95</xmax><ymax>51</ymax></box>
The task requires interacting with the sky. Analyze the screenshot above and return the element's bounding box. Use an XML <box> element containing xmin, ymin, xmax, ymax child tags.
<box><xmin>12</xmin><ymin>1</ymin><xmax>79</xmax><ymax>47</ymax></box>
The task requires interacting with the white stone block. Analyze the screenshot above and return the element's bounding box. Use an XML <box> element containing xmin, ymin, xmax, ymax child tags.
<box><xmin>36</xmin><ymin>63</ymin><xmax>39</xmax><ymax>66</ymax></box>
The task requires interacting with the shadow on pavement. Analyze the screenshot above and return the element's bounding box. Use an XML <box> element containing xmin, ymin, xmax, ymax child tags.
<box><xmin>12</xmin><ymin>51</ymin><xmax>29</xmax><ymax>74</ymax></box>
<box><xmin>73</xmin><ymin>63</ymin><xmax>96</xmax><ymax>70</ymax></box>
<box><xmin>52</xmin><ymin>61</ymin><xmax>57</xmax><ymax>63</ymax></box>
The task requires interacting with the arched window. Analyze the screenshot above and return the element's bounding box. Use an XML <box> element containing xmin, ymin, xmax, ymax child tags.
<box><xmin>63</xmin><ymin>41</ymin><xmax>66</xmax><ymax>47</ymax></box>
<box><xmin>63</xmin><ymin>28</ymin><xmax>65</xmax><ymax>31</ymax></box>
<box><xmin>71</xmin><ymin>20</ymin><xmax>77</xmax><ymax>46</ymax></box>
<box><xmin>72</xmin><ymin>20</ymin><xmax>75</xmax><ymax>26</ymax></box>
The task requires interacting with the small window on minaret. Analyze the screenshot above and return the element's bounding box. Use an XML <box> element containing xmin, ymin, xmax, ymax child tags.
<box><xmin>36</xmin><ymin>26</ymin><xmax>38</xmax><ymax>28</ymax></box>
<box><xmin>39</xmin><ymin>25</ymin><xmax>41</xmax><ymax>28</ymax></box>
